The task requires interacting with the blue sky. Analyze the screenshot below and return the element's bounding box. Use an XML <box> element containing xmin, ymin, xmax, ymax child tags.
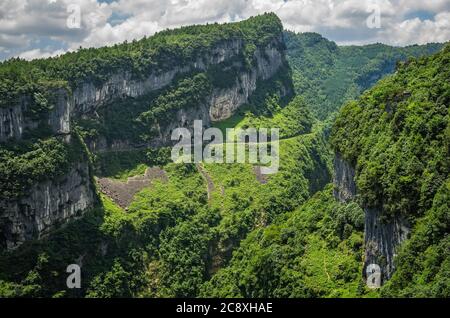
<box><xmin>1</xmin><ymin>0</ymin><xmax>449</xmax><ymax>61</ymax></box>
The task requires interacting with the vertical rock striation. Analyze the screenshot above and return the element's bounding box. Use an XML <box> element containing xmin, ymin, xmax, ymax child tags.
<box><xmin>0</xmin><ymin>89</ymin><xmax>71</xmax><ymax>142</ymax></box>
<box><xmin>71</xmin><ymin>39</ymin><xmax>244</xmax><ymax>116</ymax></box>
<box><xmin>333</xmin><ymin>152</ymin><xmax>410</xmax><ymax>284</ymax></box>
<box><xmin>0</xmin><ymin>161</ymin><xmax>95</xmax><ymax>249</ymax></box>
<box><xmin>333</xmin><ymin>152</ymin><xmax>357</xmax><ymax>202</ymax></box>
<box><xmin>0</xmin><ymin>30</ymin><xmax>287</xmax><ymax>249</ymax></box>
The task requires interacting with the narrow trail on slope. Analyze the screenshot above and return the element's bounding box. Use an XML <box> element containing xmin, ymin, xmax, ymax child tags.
<box><xmin>196</xmin><ymin>163</ymin><xmax>215</xmax><ymax>202</ymax></box>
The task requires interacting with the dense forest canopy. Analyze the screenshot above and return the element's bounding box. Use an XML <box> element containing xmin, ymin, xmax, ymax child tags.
<box><xmin>332</xmin><ymin>44</ymin><xmax>450</xmax><ymax>219</ymax></box>
<box><xmin>0</xmin><ymin>13</ymin><xmax>283</xmax><ymax>108</ymax></box>
<box><xmin>0</xmin><ymin>13</ymin><xmax>448</xmax><ymax>299</ymax></box>
<box><xmin>330</xmin><ymin>44</ymin><xmax>450</xmax><ymax>296</ymax></box>
<box><xmin>284</xmin><ymin>31</ymin><xmax>444</xmax><ymax>120</ymax></box>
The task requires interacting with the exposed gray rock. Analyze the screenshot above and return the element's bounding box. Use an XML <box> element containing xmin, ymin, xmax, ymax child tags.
<box><xmin>71</xmin><ymin>39</ymin><xmax>244</xmax><ymax>116</ymax></box>
<box><xmin>0</xmin><ymin>89</ymin><xmax>71</xmax><ymax>142</ymax></box>
<box><xmin>209</xmin><ymin>41</ymin><xmax>283</xmax><ymax>122</ymax></box>
<box><xmin>149</xmin><ymin>102</ymin><xmax>212</xmax><ymax>147</ymax></box>
<box><xmin>0</xmin><ymin>103</ymin><xmax>26</xmax><ymax>142</ymax></box>
<box><xmin>153</xmin><ymin>40</ymin><xmax>284</xmax><ymax>146</ymax></box>
<box><xmin>332</xmin><ymin>152</ymin><xmax>410</xmax><ymax>285</ymax></box>
<box><xmin>333</xmin><ymin>152</ymin><xmax>357</xmax><ymax>202</ymax></box>
<box><xmin>87</xmin><ymin>38</ymin><xmax>286</xmax><ymax>151</ymax></box>
<box><xmin>0</xmin><ymin>161</ymin><xmax>95</xmax><ymax>250</ymax></box>
<box><xmin>0</xmin><ymin>35</ymin><xmax>285</xmax><ymax>249</ymax></box>
<box><xmin>209</xmin><ymin>72</ymin><xmax>257</xmax><ymax>122</ymax></box>
<box><xmin>1</xmin><ymin>37</ymin><xmax>284</xmax><ymax>149</ymax></box>
<box><xmin>364</xmin><ymin>208</ymin><xmax>410</xmax><ymax>282</ymax></box>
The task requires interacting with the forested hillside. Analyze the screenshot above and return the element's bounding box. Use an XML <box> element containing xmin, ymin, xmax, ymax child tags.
<box><xmin>200</xmin><ymin>44</ymin><xmax>449</xmax><ymax>298</ymax></box>
<box><xmin>0</xmin><ymin>13</ymin><xmax>289</xmax><ymax>250</ymax></box>
<box><xmin>284</xmin><ymin>31</ymin><xmax>443</xmax><ymax>120</ymax></box>
<box><xmin>0</xmin><ymin>14</ymin><xmax>448</xmax><ymax>298</ymax></box>
<box><xmin>332</xmin><ymin>44</ymin><xmax>450</xmax><ymax>297</ymax></box>
<box><xmin>0</xmin><ymin>13</ymin><xmax>282</xmax><ymax>109</ymax></box>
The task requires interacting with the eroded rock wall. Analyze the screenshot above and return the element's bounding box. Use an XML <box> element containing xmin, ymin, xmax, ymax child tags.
<box><xmin>333</xmin><ymin>152</ymin><xmax>410</xmax><ymax>284</ymax></box>
<box><xmin>0</xmin><ymin>161</ymin><xmax>95</xmax><ymax>249</ymax></box>
<box><xmin>0</xmin><ymin>88</ymin><xmax>71</xmax><ymax>142</ymax></box>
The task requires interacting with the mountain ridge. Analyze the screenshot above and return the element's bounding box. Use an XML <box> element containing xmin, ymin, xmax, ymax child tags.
<box><xmin>0</xmin><ymin>13</ymin><xmax>289</xmax><ymax>250</ymax></box>
<box><xmin>0</xmin><ymin>14</ymin><xmax>448</xmax><ymax>298</ymax></box>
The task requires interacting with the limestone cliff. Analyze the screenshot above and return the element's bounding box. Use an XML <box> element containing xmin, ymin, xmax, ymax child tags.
<box><xmin>72</xmin><ymin>36</ymin><xmax>283</xmax><ymax>124</ymax></box>
<box><xmin>0</xmin><ymin>26</ymin><xmax>287</xmax><ymax>249</ymax></box>
<box><xmin>84</xmin><ymin>36</ymin><xmax>287</xmax><ymax>150</ymax></box>
<box><xmin>71</xmin><ymin>39</ymin><xmax>243</xmax><ymax>116</ymax></box>
<box><xmin>0</xmin><ymin>160</ymin><xmax>95</xmax><ymax>249</ymax></box>
<box><xmin>333</xmin><ymin>152</ymin><xmax>410</xmax><ymax>284</ymax></box>
<box><xmin>0</xmin><ymin>88</ymin><xmax>70</xmax><ymax>142</ymax></box>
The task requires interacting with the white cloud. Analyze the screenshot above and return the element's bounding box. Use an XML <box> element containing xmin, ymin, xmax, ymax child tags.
<box><xmin>18</xmin><ymin>47</ymin><xmax>66</xmax><ymax>60</ymax></box>
<box><xmin>0</xmin><ymin>0</ymin><xmax>449</xmax><ymax>60</ymax></box>
<box><xmin>380</xmin><ymin>11</ymin><xmax>450</xmax><ymax>45</ymax></box>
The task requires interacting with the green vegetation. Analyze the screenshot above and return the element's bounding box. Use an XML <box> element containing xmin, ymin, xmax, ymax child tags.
<box><xmin>331</xmin><ymin>45</ymin><xmax>450</xmax><ymax>297</ymax></box>
<box><xmin>0</xmin><ymin>135</ymin><xmax>85</xmax><ymax>198</ymax></box>
<box><xmin>200</xmin><ymin>185</ymin><xmax>377</xmax><ymax>298</ymax></box>
<box><xmin>0</xmin><ymin>163</ymin><xmax>207</xmax><ymax>297</ymax></box>
<box><xmin>285</xmin><ymin>31</ymin><xmax>444</xmax><ymax>120</ymax></box>
<box><xmin>0</xmin><ymin>118</ymin><xmax>331</xmax><ymax>297</ymax></box>
<box><xmin>212</xmin><ymin>62</ymin><xmax>296</xmax><ymax>137</ymax></box>
<box><xmin>382</xmin><ymin>179</ymin><xmax>449</xmax><ymax>297</ymax></box>
<box><xmin>94</xmin><ymin>147</ymin><xmax>171</xmax><ymax>179</ymax></box>
<box><xmin>234</xmin><ymin>95</ymin><xmax>314</xmax><ymax>139</ymax></box>
<box><xmin>138</xmin><ymin>73</ymin><xmax>212</xmax><ymax>136</ymax></box>
<box><xmin>331</xmin><ymin>44</ymin><xmax>450</xmax><ymax>219</ymax></box>
<box><xmin>0</xmin><ymin>14</ymin><xmax>448</xmax><ymax>299</ymax></box>
<box><xmin>0</xmin><ymin>13</ymin><xmax>282</xmax><ymax>110</ymax></box>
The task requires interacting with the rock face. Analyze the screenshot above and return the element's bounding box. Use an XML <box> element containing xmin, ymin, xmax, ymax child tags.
<box><xmin>0</xmin><ymin>88</ymin><xmax>71</xmax><ymax>142</ymax></box>
<box><xmin>333</xmin><ymin>152</ymin><xmax>410</xmax><ymax>284</ymax></box>
<box><xmin>333</xmin><ymin>152</ymin><xmax>357</xmax><ymax>202</ymax></box>
<box><xmin>209</xmin><ymin>43</ymin><xmax>284</xmax><ymax>122</ymax></box>
<box><xmin>71</xmin><ymin>39</ymin><xmax>244</xmax><ymax>116</ymax></box>
<box><xmin>364</xmin><ymin>207</ymin><xmax>410</xmax><ymax>282</ymax></box>
<box><xmin>0</xmin><ymin>87</ymin><xmax>92</xmax><ymax>250</ymax></box>
<box><xmin>1</xmin><ymin>37</ymin><xmax>285</xmax><ymax>149</ymax></box>
<box><xmin>70</xmin><ymin>37</ymin><xmax>282</xmax><ymax>120</ymax></box>
<box><xmin>0</xmin><ymin>161</ymin><xmax>95</xmax><ymax>249</ymax></box>
<box><xmin>84</xmin><ymin>37</ymin><xmax>286</xmax><ymax>151</ymax></box>
<box><xmin>150</xmin><ymin>41</ymin><xmax>285</xmax><ymax>147</ymax></box>
<box><xmin>0</xmin><ymin>33</ymin><xmax>287</xmax><ymax>249</ymax></box>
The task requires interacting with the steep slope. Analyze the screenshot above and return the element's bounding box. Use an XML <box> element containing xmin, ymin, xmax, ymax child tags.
<box><xmin>0</xmin><ymin>13</ymin><xmax>290</xmax><ymax>249</ymax></box>
<box><xmin>199</xmin><ymin>43</ymin><xmax>449</xmax><ymax>298</ymax></box>
<box><xmin>1</xmin><ymin>17</ymin><xmax>447</xmax><ymax>299</ymax></box>
<box><xmin>331</xmin><ymin>44</ymin><xmax>449</xmax><ymax>291</ymax></box>
<box><xmin>199</xmin><ymin>185</ymin><xmax>369</xmax><ymax>298</ymax></box>
<box><xmin>0</xmin><ymin>109</ymin><xmax>329</xmax><ymax>298</ymax></box>
<box><xmin>0</xmin><ymin>14</ymin><xmax>327</xmax><ymax>298</ymax></box>
<box><xmin>284</xmin><ymin>31</ymin><xmax>444</xmax><ymax>120</ymax></box>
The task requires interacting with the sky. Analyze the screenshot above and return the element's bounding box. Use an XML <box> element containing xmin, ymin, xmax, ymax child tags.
<box><xmin>1</xmin><ymin>0</ymin><xmax>449</xmax><ymax>61</ymax></box>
